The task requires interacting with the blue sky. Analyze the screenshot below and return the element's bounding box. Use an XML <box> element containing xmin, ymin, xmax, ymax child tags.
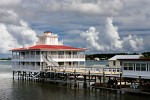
<box><xmin>0</xmin><ymin>0</ymin><xmax>150</xmax><ymax>57</ymax></box>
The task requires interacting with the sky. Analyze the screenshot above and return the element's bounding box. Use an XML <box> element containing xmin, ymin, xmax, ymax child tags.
<box><xmin>0</xmin><ymin>0</ymin><xmax>150</xmax><ymax>57</ymax></box>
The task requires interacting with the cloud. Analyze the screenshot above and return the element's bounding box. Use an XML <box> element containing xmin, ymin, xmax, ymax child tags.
<box><xmin>122</xmin><ymin>35</ymin><xmax>144</xmax><ymax>51</ymax></box>
<box><xmin>104</xmin><ymin>17</ymin><xmax>122</xmax><ymax>50</ymax></box>
<box><xmin>22</xmin><ymin>0</ymin><xmax>123</xmax><ymax>15</ymax></box>
<box><xmin>0</xmin><ymin>24</ymin><xmax>21</xmax><ymax>53</ymax></box>
<box><xmin>80</xmin><ymin>17</ymin><xmax>144</xmax><ymax>52</ymax></box>
<box><xmin>80</xmin><ymin>27</ymin><xmax>104</xmax><ymax>50</ymax></box>
<box><xmin>0</xmin><ymin>0</ymin><xmax>20</xmax><ymax>7</ymax></box>
<box><xmin>0</xmin><ymin>8</ymin><xmax>37</xmax><ymax>53</ymax></box>
<box><xmin>0</xmin><ymin>0</ymin><xmax>149</xmax><ymax>54</ymax></box>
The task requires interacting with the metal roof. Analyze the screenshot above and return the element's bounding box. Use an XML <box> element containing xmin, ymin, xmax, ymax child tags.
<box><xmin>108</xmin><ymin>55</ymin><xmax>142</xmax><ymax>60</ymax></box>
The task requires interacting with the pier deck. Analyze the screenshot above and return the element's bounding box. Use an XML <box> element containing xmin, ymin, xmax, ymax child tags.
<box><xmin>12</xmin><ymin>67</ymin><xmax>150</xmax><ymax>96</ymax></box>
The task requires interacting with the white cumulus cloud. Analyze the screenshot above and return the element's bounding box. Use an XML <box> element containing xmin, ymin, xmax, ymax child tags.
<box><xmin>122</xmin><ymin>35</ymin><xmax>144</xmax><ymax>51</ymax></box>
<box><xmin>0</xmin><ymin>24</ymin><xmax>21</xmax><ymax>53</ymax></box>
<box><xmin>0</xmin><ymin>9</ymin><xmax>38</xmax><ymax>53</ymax></box>
<box><xmin>81</xmin><ymin>17</ymin><xmax>144</xmax><ymax>52</ymax></box>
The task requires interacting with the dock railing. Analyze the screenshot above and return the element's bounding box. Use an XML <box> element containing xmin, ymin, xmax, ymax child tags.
<box><xmin>46</xmin><ymin>66</ymin><xmax>122</xmax><ymax>75</ymax></box>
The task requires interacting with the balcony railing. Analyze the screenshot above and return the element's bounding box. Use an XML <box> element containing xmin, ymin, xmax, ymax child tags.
<box><xmin>12</xmin><ymin>54</ymin><xmax>85</xmax><ymax>60</ymax></box>
<box><xmin>50</xmin><ymin>54</ymin><xmax>85</xmax><ymax>59</ymax></box>
<box><xmin>12</xmin><ymin>65</ymin><xmax>42</xmax><ymax>70</ymax></box>
<box><xmin>12</xmin><ymin>55</ymin><xmax>41</xmax><ymax>60</ymax></box>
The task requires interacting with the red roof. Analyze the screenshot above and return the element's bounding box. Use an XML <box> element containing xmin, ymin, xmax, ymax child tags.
<box><xmin>11</xmin><ymin>45</ymin><xmax>87</xmax><ymax>51</ymax></box>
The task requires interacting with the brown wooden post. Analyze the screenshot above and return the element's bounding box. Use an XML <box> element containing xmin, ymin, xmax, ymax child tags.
<box><xmin>13</xmin><ymin>71</ymin><xmax>15</xmax><ymax>80</ymax></box>
<box><xmin>103</xmin><ymin>71</ymin><xmax>105</xmax><ymax>87</ymax></box>
<box><xmin>74</xmin><ymin>70</ymin><xmax>77</xmax><ymax>88</ymax></box>
<box><xmin>18</xmin><ymin>71</ymin><xmax>19</xmax><ymax>80</ymax></box>
<box><xmin>120</xmin><ymin>73</ymin><xmax>122</xmax><ymax>89</ymax></box>
<box><xmin>139</xmin><ymin>76</ymin><xmax>142</xmax><ymax>91</ymax></box>
<box><xmin>94</xmin><ymin>75</ymin><xmax>97</xmax><ymax>85</ymax></box>
<box><xmin>83</xmin><ymin>75</ymin><xmax>87</xmax><ymax>89</ymax></box>
<box><xmin>88</xmin><ymin>71</ymin><xmax>91</xmax><ymax>89</ymax></box>
<box><xmin>99</xmin><ymin>76</ymin><xmax>101</xmax><ymax>83</ymax></box>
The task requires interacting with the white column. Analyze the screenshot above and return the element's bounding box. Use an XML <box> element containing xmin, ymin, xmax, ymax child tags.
<box><xmin>19</xmin><ymin>52</ymin><xmax>20</xmax><ymax>59</ymax></box>
<box><xmin>12</xmin><ymin>51</ymin><xmax>13</xmax><ymax>59</ymax></box>
<box><xmin>57</xmin><ymin>51</ymin><xmax>58</xmax><ymax>59</ymax></box>
<box><xmin>15</xmin><ymin>52</ymin><xmax>17</xmax><ymax>59</ymax></box>
<box><xmin>40</xmin><ymin>50</ymin><xmax>42</xmax><ymax>71</ymax></box>
<box><xmin>34</xmin><ymin>51</ymin><xmax>36</xmax><ymax>70</ymax></box>
<box><xmin>77</xmin><ymin>61</ymin><xmax>79</xmax><ymax>68</ymax></box>
<box><xmin>29</xmin><ymin>51</ymin><xmax>31</xmax><ymax>59</ymax></box>
<box><xmin>84</xmin><ymin>51</ymin><xmax>86</xmax><ymax>66</ymax></box>
<box><xmin>15</xmin><ymin>61</ymin><xmax>16</xmax><ymax>70</ymax></box>
<box><xmin>71</xmin><ymin>51</ymin><xmax>73</xmax><ymax>59</ymax></box>
<box><xmin>71</xmin><ymin>61</ymin><xmax>73</xmax><ymax>67</ymax></box>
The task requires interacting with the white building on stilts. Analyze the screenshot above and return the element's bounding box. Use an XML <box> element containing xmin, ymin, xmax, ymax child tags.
<box><xmin>11</xmin><ymin>31</ymin><xmax>87</xmax><ymax>76</ymax></box>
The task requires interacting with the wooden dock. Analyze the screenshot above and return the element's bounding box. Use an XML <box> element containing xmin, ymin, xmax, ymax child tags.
<box><xmin>12</xmin><ymin>67</ymin><xmax>150</xmax><ymax>96</ymax></box>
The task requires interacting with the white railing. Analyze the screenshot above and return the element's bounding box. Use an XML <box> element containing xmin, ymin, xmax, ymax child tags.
<box><xmin>12</xmin><ymin>54</ymin><xmax>85</xmax><ymax>60</ymax></box>
<box><xmin>50</xmin><ymin>54</ymin><xmax>85</xmax><ymax>59</ymax></box>
<box><xmin>46</xmin><ymin>66</ymin><xmax>122</xmax><ymax>74</ymax></box>
<box><xmin>12</xmin><ymin>55</ymin><xmax>41</xmax><ymax>60</ymax></box>
<box><xmin>12</xmin><ymin>65</ymin><xmax>42</xmax><ymax>71</ymax></box>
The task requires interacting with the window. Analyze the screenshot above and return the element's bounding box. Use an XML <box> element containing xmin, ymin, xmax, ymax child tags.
<box><xmin>123</xmin><ymin>63</ymin><xmax>133</xmax><ymax>71</ymax></box>
<box><xmin>120</xmin><ymin>62</ymin><xmax>122</xmax><ymax>66</ymax></box>
<box><xmin>124</xmin><ymin>63</ymin><xmax>128</xmax><ymax>67</ymax></box>
<box><xmin>58</xmin><ymin>62</ymin><xmax>64</xmax><ymax>66</ymax></box>
<box><xmin>123</xmin><ymin>63</ymin><xmax>128</xmax><ymax>70</ymax></box>
<box><xmin>141</xmin><ymin>64</ymin><xmax>146</xmax><ymax>71</ymax></box>
<box><xmin>136</xmin><ymin>63</ymin><xmax>147</xmax><ymax>71</ymax></box>
<box><xmin>31</xmin><ymin>51</ymin><xmax>35</xmax><ymax>55</ymax></box>
<box><xmin>124</xmin><ymin>67</ymin><xmax>128</xmax><ymax>70</ymax></box>
<box><xmin>36</xmin><ymin>51</ymin><xmax>40</xmax><ymax>55</ymax></box>
<box><xmin>128</xmin><ymin>63</ymin><xmax>133</xmax><ymax>70</ymax></box>
<box><xmin>129</xmin><ymin>67</ymin><xmax>133</xmax><ymax>70</ymax></box>
<box><xmin>113</xmin><ymin>61</ymin><xmax>116</xmax><ymax>66</ymax></box>
<box><xmin>136</xmin><ymin>63</ymin><xmax>140</xmax><ymax>71</ymax></box>
<box><xmin>58</xmin><ymin>51</ymin><xmax>63</xmax><ymax>55</ymax></box>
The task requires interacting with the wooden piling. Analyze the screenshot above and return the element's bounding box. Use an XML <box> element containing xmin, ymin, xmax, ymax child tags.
<box><xmin>83</xmin><ymin>75</ymin><xmax>87</xmax><ymax>89</ymax></box>
<box><xmin>88</xmin><ymin>71</ymin><xmax>90</xmax><ymax>89</ymax></box>
<box><xmin>120</xmin><ymin>73</ymin><xmax>122</xmax><ymax>89</ymax></box>
<box><xmin>139</xmin><ymin>76</ymin><xmax>141</xmax><ymax>91</ymax></box>
<box><xmin>74</xmin><ymin>70</ymin><xmax>77</xmax><ymax>88</ymax></box>
<box><xmin>103</xmin><ymin>72</ymin><xmax>105</xmax><ymax>87</ymax></box>
<box><xmin>13</xmin><ymin>71</ymin><xmax>15</xmax><ymax>80</ymax></box>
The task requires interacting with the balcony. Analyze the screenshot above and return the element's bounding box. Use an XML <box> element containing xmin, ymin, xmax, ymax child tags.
<box><xmin>49</xmin><ymin>54</ymin><xmax>85</xmax><ymax>61</ymax></box>
<box><xmin>12</xmin><ymin>55</ymin><xmax>41</xmax><ymax>61</ymax></box>
<box><xmin>12</xmin><ymin>54</ymin><xmax>85</xmax><ymax>61</ymax></box>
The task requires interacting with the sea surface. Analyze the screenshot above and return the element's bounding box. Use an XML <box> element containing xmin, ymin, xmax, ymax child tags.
<box><xmin>0</xmin><ymin>60</ymin><xmax>149</xmax><ymax>100</ymax></box>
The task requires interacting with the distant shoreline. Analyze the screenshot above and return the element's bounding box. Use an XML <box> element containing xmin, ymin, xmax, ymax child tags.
<box><xmin>0</xmin><ymin>60</ymin><xmax>11</xmax><ymax>61</ymax></box>
<box><xmin>0</xmin><ymin>58</ymin><xmax>11</xmax><ymax>61</ymax></box>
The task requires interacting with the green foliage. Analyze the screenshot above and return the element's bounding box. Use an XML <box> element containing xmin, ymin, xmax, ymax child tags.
<box><xmin>0</xmin><ymin>57</ymin><xmax>11</xmax><ymax>60</ymax></box>
<box><xmin>142</xmin><ymin>52</ymin><xmax>150</xmax><ymax>58</ymax></box>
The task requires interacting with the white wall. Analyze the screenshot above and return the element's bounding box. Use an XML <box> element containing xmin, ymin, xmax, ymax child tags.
<box><xmin>109</xmin><ymin>60</ymin><xmax>121</xmax><ymax>68</ymax></box>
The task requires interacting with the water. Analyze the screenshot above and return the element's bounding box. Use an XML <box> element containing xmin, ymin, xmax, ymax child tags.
<box><xmin>0</xmin><ymin>60</ymin><xmax>149</xmax><ymax>100</ymax></box>
<box><xmin>85</xmin><ymin>60</ymin><xmax>108</xmax><ymax>66</ymax></box>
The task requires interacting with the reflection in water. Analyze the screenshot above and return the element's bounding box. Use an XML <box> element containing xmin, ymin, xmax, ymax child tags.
<box><xmin>0</xmin><ymin>61</ymin><xmax>149</xmax><ymax>100</ymax></box>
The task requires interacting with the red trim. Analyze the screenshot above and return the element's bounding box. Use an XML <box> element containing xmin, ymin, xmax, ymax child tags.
<box><xmin>11</xmin><ymin>45</ymin><xmax>87</xmax><ymax>51</ymax></box>
<box><xmin>118</xmin><ymin>59</ymin><xmax>150</xmax><ymax>61</ymax></box>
